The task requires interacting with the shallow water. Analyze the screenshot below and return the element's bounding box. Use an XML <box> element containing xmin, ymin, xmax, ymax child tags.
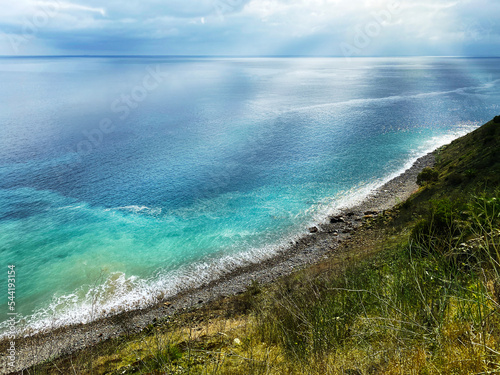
<box><xmin>1</xmin><ymin>56</ymin><xmax>499</xmax><ymax>335</ymax></box>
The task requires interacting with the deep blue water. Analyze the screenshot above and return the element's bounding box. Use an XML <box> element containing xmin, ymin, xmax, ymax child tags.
<box><xmin>1</xmin><ymin>57</ymin><xmax>499</xmax><ymax>335</ymax></box>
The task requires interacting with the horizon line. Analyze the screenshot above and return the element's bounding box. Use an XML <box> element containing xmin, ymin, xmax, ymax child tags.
<box><xmin>0</xmin><ymin>54</ymin><xmax>499</xmax><ymax>59</ymax></box>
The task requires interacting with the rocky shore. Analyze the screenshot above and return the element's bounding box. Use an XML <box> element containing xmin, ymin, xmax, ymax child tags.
<box><xmin>0</xmin><ymin>152</ymin><xmax>435</xmax><ymax>374</ymax></box>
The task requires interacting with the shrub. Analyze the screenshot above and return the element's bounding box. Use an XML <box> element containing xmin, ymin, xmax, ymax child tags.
<box><xmin>417</xmin><ymin>167</ymin><xmax>439</xmax><ymax>186</ymax></box>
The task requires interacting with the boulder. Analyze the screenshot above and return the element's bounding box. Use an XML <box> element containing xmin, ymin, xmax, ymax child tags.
<box><xmin>309</xmin><ymin>226</ymin><xmax>319</xmax><ymax>233</ymax></box>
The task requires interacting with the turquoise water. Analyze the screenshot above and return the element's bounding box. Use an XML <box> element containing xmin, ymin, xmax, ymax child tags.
<box><xmin>1</xmin><ymin>57</ymin><xmax>499</xmax><ymax>335</ymax></box>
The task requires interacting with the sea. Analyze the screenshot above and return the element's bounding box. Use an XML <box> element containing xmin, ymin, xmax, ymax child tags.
<box><xmin>1</xmin><ymin>56</ymin><xmax>499</xmax><ymax>336</ymax></box>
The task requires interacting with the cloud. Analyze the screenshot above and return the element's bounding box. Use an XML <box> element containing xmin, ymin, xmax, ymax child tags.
<box><xmin>0</xmin><ymin>0</ymin><xmax>498</xmax><ymax>56</ymax></box>
<box><xmin>46</xmin><ymin>1</ymin><xmax>106</xmax><ymax>16</ymax></box>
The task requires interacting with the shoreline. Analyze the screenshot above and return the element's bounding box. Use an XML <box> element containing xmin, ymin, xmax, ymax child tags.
<box><xmin>0</xmin><ymin>151</ymin><xmax>435</xmax><ymax>374</ymax></box>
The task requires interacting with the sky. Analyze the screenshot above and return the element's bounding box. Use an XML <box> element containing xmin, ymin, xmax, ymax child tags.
<box><xmin>0</xmin><ymin>0</ymin><xmax>498</xmax><ymax>56</ymax></box>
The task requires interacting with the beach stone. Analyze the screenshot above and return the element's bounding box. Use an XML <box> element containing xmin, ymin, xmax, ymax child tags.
<box><xmin>309</xmin><ymin>226</ymin><xmax>319</xmax><ymax>233</ymax></box>
<box><xmin>330</xmin><ymin>216</ymin><xmax>345</xmax><ymax>223</ymax></box>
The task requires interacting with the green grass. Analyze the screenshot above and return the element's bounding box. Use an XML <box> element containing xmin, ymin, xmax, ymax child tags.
<box><xmin>253</xmin><ymin>188</ymin><xmax>500</xmax><ymax>373</ymax></box>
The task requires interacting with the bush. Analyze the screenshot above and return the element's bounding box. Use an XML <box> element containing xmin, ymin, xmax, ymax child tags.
<box><xmin>417</xmin><ymin>167</ymin><xmax>439</xmax><ymax>186</ymax></box>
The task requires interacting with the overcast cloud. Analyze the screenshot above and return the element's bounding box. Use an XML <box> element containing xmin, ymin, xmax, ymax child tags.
<box><xmin>0</xmin><ymin>0</ymin><xmax>498</xmax><ymax>56</ymax></box>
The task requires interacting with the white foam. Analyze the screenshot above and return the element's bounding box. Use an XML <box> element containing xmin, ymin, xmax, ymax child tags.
<box><xmin>105</xmin><ymin>205</ymin><xmax>163</xmax><ymax>216</ymax></box>
<box><xmin>305</xmin><ymin>121</ymin><xmax>480</xmax><ymax>225</ymax></box>
<box><xmin>286</xmin><ymin>79</ymin><xmax>500</xmax><ymax>114</ymax></box>
<box><xmin>0</xmin><ymin>240</ymin><xmax>295</xmax><ymax>339</ymax></box>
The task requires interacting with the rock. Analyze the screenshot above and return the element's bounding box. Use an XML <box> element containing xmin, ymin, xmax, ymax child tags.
<box><xmin>494</xmin><ymin>116</ymin><xmax>500</xmax><ymax>124</ymax></box>
<box><xmin>364</xmin><ymin>214</ymin><xmax>374</xmax><ymax>219</ymax></box>
<box><xmin>330</xmin><ymin>216</ymin><xmax>345</xmax><ymax>223</ymax></box>
<box><xmin>333</xmin><ymin>232</ymin><xmax>338</xmax><ymax>236</ymax></box>
<box><xmin>163</xmin><ymin>301</ymin><xmax>171</xmax><ymax>307</ymax></box>
<box><xmin>309</xmin><ymin>226</ymin><xmax>319</xmax><ymax>233</ymax></box>
<box><xmin>364</xmin><ymin>210</ymin><xmax>378</xmax><ymax>216</ymax></box>
<box><xmin>346</xmin><ymin>212</ymin><xmax>355</xmax><ymax>216</ymax></box>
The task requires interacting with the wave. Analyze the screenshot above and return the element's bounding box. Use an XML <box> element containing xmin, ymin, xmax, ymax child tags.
<box><xmin>285</xmin><ymin>79</ymin><xmax>500</xmax><ymax>114</ymax></box>
<box><xmin>0</xmin><ymin>238</ymin><xmax>297</xmax><ymax>338</ymax></box>
<box><xmin>104</xmin><ymin>205</ymin><xmax>163</xmax><ymax>216</ymax></box>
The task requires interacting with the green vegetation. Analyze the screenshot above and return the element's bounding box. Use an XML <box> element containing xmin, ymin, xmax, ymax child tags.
<box><xmin>417</xmin><ymin>167</ymin><xmax>439</xmax><ymax>185</ymax></box>
<box><xmin>25</xmin><ymin>118</ymin><xmax>500</xmax><ymax>374</ymax></box>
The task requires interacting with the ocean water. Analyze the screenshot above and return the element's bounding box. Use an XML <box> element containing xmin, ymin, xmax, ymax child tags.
<box><xmin>1</xmin><ymin>57</ymin><xmax>499</xmax><ymax>336</ymax></box>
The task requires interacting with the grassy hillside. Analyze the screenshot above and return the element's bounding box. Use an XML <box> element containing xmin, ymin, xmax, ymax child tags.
<box><xmin>411</xmin><ymin>117</ymin><xmax>500</xmax><ymax>200</ymax></box>
<box><xmin>25</xmin><ymin>118</ymin><xmax>500</xmax><ymax>375</ymax></box>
